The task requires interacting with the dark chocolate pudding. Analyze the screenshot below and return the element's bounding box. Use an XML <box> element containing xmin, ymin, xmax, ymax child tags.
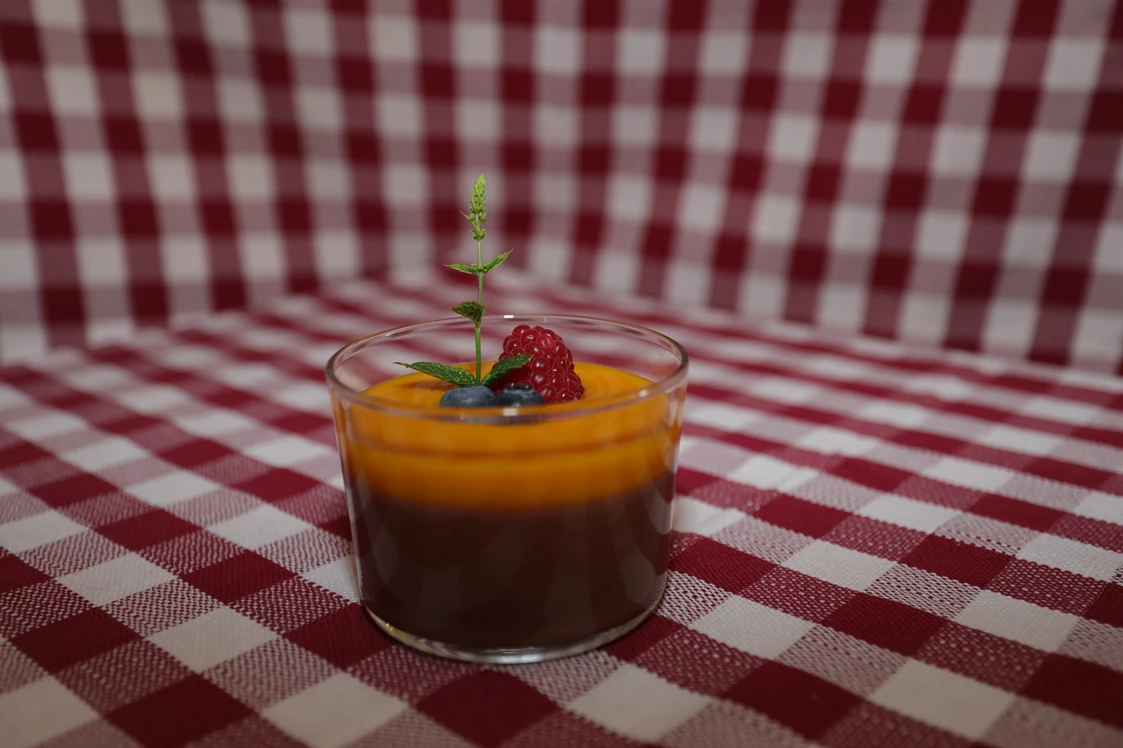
<box><xmin>348</xmin><ymin>471</ymin><xmax>674</xmax><ymax>648</ymax></box>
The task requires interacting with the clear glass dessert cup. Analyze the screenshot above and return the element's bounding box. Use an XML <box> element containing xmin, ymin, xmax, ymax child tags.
<box><xmin>326</xmin><ymin>315</ymin><xmax>688</xmax><ymax>664</ymax></box>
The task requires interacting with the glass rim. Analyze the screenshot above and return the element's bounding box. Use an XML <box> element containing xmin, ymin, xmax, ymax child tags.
<box><xmin>324</xmin><ymin>313</ymin><xmax>689</xmax><ymax>423</ymax></box>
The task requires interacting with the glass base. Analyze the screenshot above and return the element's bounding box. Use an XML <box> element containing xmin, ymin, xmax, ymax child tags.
<box><xmin>361</xmin><ymin>605</ymin><xmax>658</xmax><ymax>664</ymax></box>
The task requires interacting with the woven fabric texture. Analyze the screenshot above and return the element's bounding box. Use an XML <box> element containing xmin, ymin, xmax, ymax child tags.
<box><xmin>1</xmin><ymin>0</ymin><xmax>1121</xmax><ymax>370</ymax></box>
<box><xmin>1</xmin><ymin>269</ymin><xmax>1122</xmax><ymax>747</ymax></box>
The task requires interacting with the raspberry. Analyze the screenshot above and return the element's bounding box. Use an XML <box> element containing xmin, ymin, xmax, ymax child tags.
<box><xmin>492</xmin><ymin>324</ymin><xmax>584</xmax><ymax>403</ymax></box>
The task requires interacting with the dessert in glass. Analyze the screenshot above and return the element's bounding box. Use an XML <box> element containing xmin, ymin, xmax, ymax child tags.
<box><xmin>327</xmin><ymin>316</ymin><xmax>687</xmax><ymax>663</ymax></box>
<box><xmin>324</xmin><ymin>176</ymin><xmax>688</xmax><ymax>663</ymax></box>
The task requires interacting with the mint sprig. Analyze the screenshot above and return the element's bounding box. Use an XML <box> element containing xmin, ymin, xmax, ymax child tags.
<box><xmin>396</xmin><ymin>175</ymin><xmax>531</xmax><ymax>387</ymax></box>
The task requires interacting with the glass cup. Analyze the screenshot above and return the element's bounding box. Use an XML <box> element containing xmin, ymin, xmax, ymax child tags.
<box><xmin>326</xmin><ymin>315</ymin><xmax>688</xmax><ymax>663</ymax></box>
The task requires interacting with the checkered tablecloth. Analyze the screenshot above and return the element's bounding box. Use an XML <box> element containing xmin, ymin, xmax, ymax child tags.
<box><xmin>1</xmin><ymin>267</ymin><xmax>1121</xmax><ymax>747</ymax></box>
<box><xmin>3</xmin><ymin>0</ymin><xmax>1122</xmax><ymax>372</ymax></box>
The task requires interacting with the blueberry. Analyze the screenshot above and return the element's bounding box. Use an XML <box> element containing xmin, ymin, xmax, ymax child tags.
<box><xmin>439</xmin><ymin>385</ymin><xmax>496</xmax><ymax>408</ymax></box>
<box><xmin>494</xmin><ymin>383</ymin><xmax>546</xmax><ymax>407</ymax></box>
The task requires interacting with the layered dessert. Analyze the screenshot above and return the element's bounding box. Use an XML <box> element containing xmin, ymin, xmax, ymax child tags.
<box><xmin>327</xmin><ymin>175</ymin><xmax>686</xmax><ymax>660</ymax></box>
<box><xmin>340</xmin><ymin>362</ymin><xmax>679</xmax><ymax>649</ymax></box>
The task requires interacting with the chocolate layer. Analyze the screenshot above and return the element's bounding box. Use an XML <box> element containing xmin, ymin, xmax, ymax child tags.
<box><xmin>347</xmin><ymin>472</ymin><xmax>674</xmax><ymax>649</ymax></box>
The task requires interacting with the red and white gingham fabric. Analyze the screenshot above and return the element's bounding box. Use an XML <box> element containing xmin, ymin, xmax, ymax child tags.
<box><xmin>2</xmin><ymin>269</ymin><xmax>1122</xmax><ymax>747</ymax></box>
<box><xmin>1</xmin><ymin>0</ymin><xmax>1121</xmax><ymax>371</ymax></box>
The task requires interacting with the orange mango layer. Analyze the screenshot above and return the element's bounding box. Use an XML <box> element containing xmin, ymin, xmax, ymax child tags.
<box><xmin>339</xmin><ymin>362</ymin><xmax>680</xmax><ymax>508</ymax></box>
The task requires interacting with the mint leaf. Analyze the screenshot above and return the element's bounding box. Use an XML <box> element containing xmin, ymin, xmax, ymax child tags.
<box><xmin>479</xmin><ymin>251</ymin><xmax>510</xmax><ymax>273</ymax></box>
<box><xmin>451</xmin><ymin>301</ymin><xmax>485</xmax><ymax>324</ymax></box>
<box><xmin>469</xmin><ymin>175</ymin><xmax>486</xmax><ymax>216</ymax></box>
<box><xmin>395</xmin><ymin>361</ymin><xmax>477</xmax><ymax>387</ymax></box>
<box><xmin>445</xmin><ymin>252</ymin><xmax>510</xmax><ymax>276</ymax></box>
<box><xmin>480</xmin><ymin>354</ymin><xmax>531</xmax><ymax>388</ymax></box>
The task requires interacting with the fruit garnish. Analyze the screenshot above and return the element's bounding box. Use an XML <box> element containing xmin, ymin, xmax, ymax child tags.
<box><xmin>394</xmin><ymin>174</ymin><xmax>532</xmax><ymax>392</ymax></box>
<box><xmin>438</xmin><ymin>385</ymin><xmax>496</xmax><ymax>408</ymax></box>
<box><xmin>494</xmin><ymin>383</ymin><xmax>546</xmax><ymax>407</ymax></box>
<box><xmin>491</xmin><ymin>325</ymin><xmax>584</xmax><ymax>404</ymax></box>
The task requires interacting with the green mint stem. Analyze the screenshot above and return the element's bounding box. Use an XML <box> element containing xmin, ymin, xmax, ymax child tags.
<box><xmin>397</xmin><ymin>174</ymin><xmax>529</xmax><ymax>391</ymax></box>
<box><xmin>475</xmin><ymin>235</ymin><xmax>484</xmax><ymax>383</ymax></box>
<box><xmin>464</xmin><ymin>174</ymin><xmax>489</xmax><ymax>385</ymax></box>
